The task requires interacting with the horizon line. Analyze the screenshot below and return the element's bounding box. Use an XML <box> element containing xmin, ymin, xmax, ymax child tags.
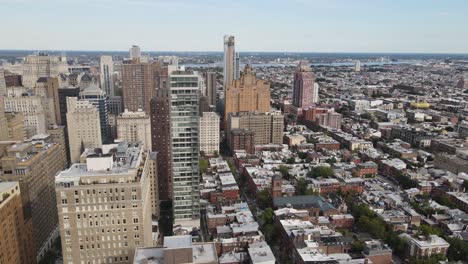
<box><xmin>0</xmin><ymin>49</ymin><xmax>468</xmax><ymax>56</ymax></box>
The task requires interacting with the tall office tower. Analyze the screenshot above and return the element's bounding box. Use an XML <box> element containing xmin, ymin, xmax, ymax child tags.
<box><xmin>80</xmin><ymin>85</ymin><xmax>109</xmax><ymax>143</ymax></box>
<box><xmin>100</xmin><ymin>55</ymin><xmax>115</xmax><ymax>96</ymax></box>
<box><xmin>355</xmin><ymin>60</ymin><xmax>361</xmax><ymax>72</ymax></box>
<box><xmin>66</xmin><ymin>97</ymin><xmax>102</xmax><ymax>163</ymax></box>
<box><xmin>204</xmin><ymin>72</ymin><xmax>217</xmax><ymax>107</ymax></box>
<box><xmin>292</xmin><ymin>60</ymin><xmax>318</xmax><ymax>108</ymax></box>
<box><xmin>0</xmin><ymin>182</ymin><xmax>35</xmax><ymax>264</ymax></box>
<box><xmin>234</xmin><ymin>52</ymin><xmax>241</xmax><ymax>80</ymax></box>
<box><xmin>3</xmin><ymin>94</ymin><xmax>51</xmax><ymax>137</ymax></box>
<box><xmin>150</xmin><ymin>91</ymin><xmax>172</xmax><ymax>207</ymax></box>
<box><xmin>224</xmin><ymin>64</ymin><xmax>271</xmax><ymax>126</ymax></box>
<box><xmin>0</xmin><ymin>68</ymin><xmax>6</xmax><ymax>95</ymax></box>
<box><xmin>47</xmin><ymin>125</ymin><xmax>68</xmax><ymax>166</ymax></box>
<box><xmin>34</xmin><ymin>77</ymin><xmax>61</xmax><ymax>125</ymax></box>
<box><xmin>200</xmin><ymin>112</ymin><xmax>220</xmax><ymax>155</ymax></box>
<box><xmin>108</xmin><ymin>95</ymin><xmax>123</xmax><ymax>115</ymax></box>
<box><xmin>168</xmin><ymin>71</ymin><xmax>201</xmax><ymax>220</ymax></box>
<box><xmin>117</xmin><ymin>109</ymin><xmax>152</xmax><ymax>151</ymax></box>
<box><xmin>228</xmin><ymin>111</ymin><xmax>284</xmax><ymax>146</ymax></box>
<box><xmin>0</xmin><ymin>136</ymin><xmax>67</xmax><ymax>261</ymax></box>
<box><xmin>58</xmin><ymin>87</ymin><xmax>80</xmax><ymax>126</ymax></box>
<box><xmin>223</xmin><ymin>35</ymin><xmax>236</xmax><ymax>88</ymax></box>
<box><xmin>129</xmin><ymin>45</ymin><xmax>141</xmax><ymax>60</ymax></box>
<box><xmin>121</xmin><ymin>61</ymin><xmax>160</xmax><ymax>112</ymax></box>
<box><xmin>0</xmin><ymin>96</ymin><xmax>8</xmax><ymax>140</ymax></box>
<box><xmin>55</xmin><ymin>142</ymin><xmax>154</xmax><ymax>264</ymax></box>
<box><xmin>22</xmin><ymin>53</ymin><xmax>68</xmax><ymax>88</ymax></box>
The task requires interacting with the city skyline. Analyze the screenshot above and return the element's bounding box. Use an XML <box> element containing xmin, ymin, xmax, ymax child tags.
<box><xmin>1</xmin><ymin>0</ymin><xmax>468</xmax><ymax>53</ymax></box>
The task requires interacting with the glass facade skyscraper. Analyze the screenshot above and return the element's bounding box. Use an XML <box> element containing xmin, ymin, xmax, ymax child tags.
<box><xmin>169</xmin><ymin>71</ymin><xmax>200</xmax><ymax>220</ymax></box>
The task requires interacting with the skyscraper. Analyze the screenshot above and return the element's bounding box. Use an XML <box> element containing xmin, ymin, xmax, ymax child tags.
<box><xmin>200</xmin><ymin>112</ymin><xmax>220</xmax><ymax>155</ymax></box>
<box><xmin>58</xmin><ymin>87</ymin><xmax>80</xmax><ymax>126</ymax></box>
<box><xmin>80</xmin><ymin>85</ymin><xmax>109</xmax><ymax>143</ymax></box>
<box><xmin>292</xmin><ymin>60</ymin><xmax>318</xmax><ymax>108</ymax></box>
<box><xmin>55</xmin><ymin>142</ymin><xmax>154</xmax><ymax>264</ymax></box>
<box><xmin>3</xmin><ymin>94</ymin><xmax>50</xmax><ymax>137</ymax></box>
<box><xmin>204</xmin><ymin>72</ymin><xmax>217</xmax><ymax>107</ymax></box>
<box><xmin>117</xmin><ymin>109</ymin><xmax>152</xmax><ymax>151</ymax></box>
<box><xmin>355</xmin><ymin>60</ymin><xmax>361</xmax><ymax>72</ymax></box>
<box><xmin>150</xmin><ymin>89</ymin><xmax>172</xmax><ymax>203</ymax></box>
<box><xmin>129</xmin><ymin>45</ymin><xmax>141</xmax><ymax>60</ymax></box>
<box><xmin>223</xmin><ymin>35</ymin><xmax>236</xmax><ymax>89</ymax></box>
<box><xmin>224</xmin><ymin>64</ymin><xmax>271</xmax><ymax>126</ymax></box>
<box><xmin>100</xmin><ymin>55</ymin><xmax>114</xmax><ymax>96</ymax></box>
<box><xmin>66</xmin><ymin>97</ymin><xmax>102</xmax><ymax>163</ymax></box>
<box><xmin>121</xmin><ymin>61</ymin><xmax>160</xmax><ymax>113</ymax></box>
<box><xmin>234</xmin><ymin>52</ymin><xmax>241</xmax><ymax>80</ymax></box>
<box><xmin>21</xmin><ymin>53</ymin><xmax>68</xmax><ymax>88</ymax></box>
<box><xmin>168</xmin><ymin>70</ymin><xmax>200</xmax><ymax>220</ymax></box>
<box><xmin>227</xmin><ymin>111</ymin><xmax>284</xmax><ymax>146</ymax></box>
<box><xmin>0</xmin><ymin>136</ymin><xmax>67</xmax><ymax>261</ymax></box>
<box><xmin>0</xmin><ymin>182</ymin><xmax>35</xmax><ymax>264</ymax></box>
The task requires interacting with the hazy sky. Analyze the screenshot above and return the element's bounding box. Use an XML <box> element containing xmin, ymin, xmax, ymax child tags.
<box><xmin>1</xmin><ymin>0</ymin><xmax>467</xmax><ymax>53</ymax></box>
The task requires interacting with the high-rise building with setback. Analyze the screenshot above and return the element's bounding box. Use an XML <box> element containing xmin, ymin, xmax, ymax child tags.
<box><xmin>293</xmin><ymin>61</ymin><xmax>318</xmax><ymax>108</ymax></box>
<box><xmin>55</xmin><ymin>142</ymin><xmax>154</xmax><ymax>264</ymax></box>
<box><xmin>0</xmin><ymin>181</ymin><xmax>35</xmax><ymax>264</ymax></box>
<box><xmin>100</xmin><ymin>55</ymin><xmax>115</xmax><ymax>97</ymax></box>
<box><xmin>117</xmin><ymin>109</ymin><xmax>152</xmax><ymax>151</ymax></box>
<box><xmin>224</xmin><ymin>64</ymin><xmax>270</xmax><ymax>126</ymax></box>
<box><xmin>200</xmin><ymin>112</ymin><xmax>220</xmax><ymax>155</ymax></box>
<box><xmin>204</xmin><ymin>72</ymin><xmax>217</xmax><ymax>107</ymax></box>
<box><xmin>121</xmin><ymin>61</ymin><xmax>160</xmax><ymax>113</ymax></box>
<box><xmin>80</xmin><ymin>85</ymin><xmax>109</xmax><ymax>143</ymax></box>
<box><xmin>66</xmin><ymin>97</ymin><xmax>102</xmax><ymax>163</ymax></box>
<box><xmin>223</xmin><ymin>35</ymin><xmax>236</xmax><ymax>89</ymax></box>
<box><xmin>0</xmin><ymin>136</ymin><xmax>67</xmax><ymax>261</ymax></box>
<box><xmin>21</xmin><ymin>53</ymin><xmax>68</xmax><ymax>88</ymax></box>
<box><xmin>168</xmin><ymin>71</ymin><xmax>201</xmax><ymax>220</ymax></box>
<box><xmin>228</xmin><ymin>111</ymin><xmax>284</xmax><ymax>146</ymax></box>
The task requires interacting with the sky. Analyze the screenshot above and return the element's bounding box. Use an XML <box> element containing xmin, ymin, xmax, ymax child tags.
<box><xmin>1</xmin><ymin>0</ymin><xmax>468</xmax><ymax>53</ymax></box>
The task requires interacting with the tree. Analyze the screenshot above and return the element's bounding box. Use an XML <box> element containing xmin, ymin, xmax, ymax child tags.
<box><xmin>325</xmin><ymin>157</ymin><xmax>337</xmax><ymax>164</ymax></box>
<box><xmin>308</xmin><ymin>166</ymin><xmax>334</xmax><ymax>178</ymax></box>
<box><xmin>462</xmin><ymin>180</ymin><xmax>468</xmax><ymax>191</ymax></box>
<box><xmin>262</xmin><ymin>208</ymin><xmax>274</xmax><ymax>225</ymax></box>
<box><xmin>278</xmin><ymin>165</ymin><xmax>290</xmax><ymax>180</ymax></box>
<box><xmin>350</xmin><ymin>241</ymin><xmax>364</xmax><ymax>253</ymax></box>
<box><xmin>296</xmin><ymin>178</ymin><xmax>309</xmax><ymax>195</ymax></box>
<box><xmin>417</xmin><ymin>225</ymin><xmax>442</xmax><ymax>236</ymax></box>
<box><xmin>286</xmin><ymin>157</ymin><xmax>295</xmax><ymax>164</ymax></box>
<box><xmin>199</xmin><ymin>159</ymin><xmax>209</xmax><ymax>174</ymax></box>
<box><xmin>298</xmin><ymin>152</ymin><xmax>308</xmax><ymax>160</ymax></box>
<box><xmin>258</xmin><ymin>189</ymin><xmax>272</xmax><ymax>209</ymax></box>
